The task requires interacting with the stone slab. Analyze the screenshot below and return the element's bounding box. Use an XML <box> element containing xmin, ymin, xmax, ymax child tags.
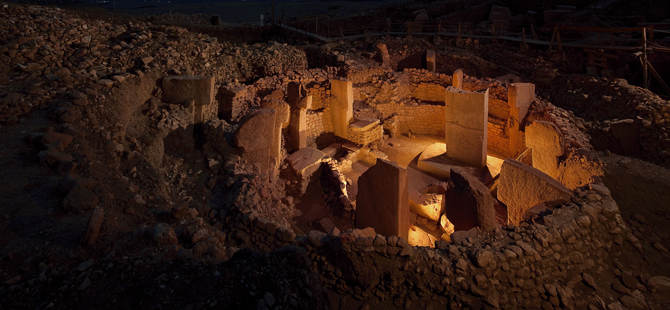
<box><xmin>356</xmin><ymin>159</ymin><xmax>409</xmax><ymax>239</ymax></box>
<box><xmin>287</xmin><ymin>147</ymin><xmax>325</xmax><ymax>177</ymax></box>
<box><xmin>445</xmin><ymin>86</ymin><xmax>488</xmax><ymax>168</ymax></box>
<box><xmin>525</xmin><ymin>120</ymin><xmax>563</xmax><ymax>179</ymax></box>
<box><xmin>498</xmin><ymin>159</ymin><xmax>574</xmax><ymax>225</ymax></box>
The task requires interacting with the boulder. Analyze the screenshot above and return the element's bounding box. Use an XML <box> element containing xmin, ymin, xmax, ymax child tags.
<box><xmin>63</xmin><ymin>183</ymin><xmax>99</xmax><ymax>211</ymax></box>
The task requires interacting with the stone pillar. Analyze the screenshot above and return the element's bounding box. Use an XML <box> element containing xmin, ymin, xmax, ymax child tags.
<box><xmin>452</xmin><ymin>69</ymin><xmax>464</xmax><ymax>89</ymax></box>
<box><xmin>444</xmin><ymin>87</ymin><xmax>488</xmax><ymax>168</ymax></box>
<box><xmin>290</xmin><ymin>108</ymin><xmax>307</xmax><ymax>151</ymax></box>
<box><xmin>356</xmin><ymin>159</ymin><xmax>409</xmax><ymax>239</ymax></box>
<box><xmin>426</xmin><ymin>50</ymin><xmax>436</xmax><ymax>72</ymax></box>
<box><xmin>288</xmin><ymin>82</ymin><xmax>311</xmax><ymax>151</ymax></box>
<box><xmin>525</xmin><ymin>120</ymin><xmax>563</xmax><ymax>179</ymax></box>
<box><xmin>374</xmin><ymin>43</ymin><xmax>390</xmax><ymax>68</ymax></box>
<box><xmin>508</xmin><ymin>83</ymin><xmax>535</xmax><ymax>158</ymax></box>
<box><xmin>498</xmin><ymin>159</ymin><xmax>573</xmax><ymax>225</ymax></box>
<box><xmin>330</xmin><ymin>79</ymin><xmax>353</xmax><ymax>139</ymax></box>
<box><xmin>161</xmin><ymin>76</ymin><xmax>215</xmax><ymax>124</ymax></box>
<box><xmin>234</xmin><ymin>109</ymin><xmax>276</xmax><ymax>173</ymax></box>
<box><xmin>261</xmin><ymin>99</ymin><xmax>290</xmax><ymax>172</ymax></box>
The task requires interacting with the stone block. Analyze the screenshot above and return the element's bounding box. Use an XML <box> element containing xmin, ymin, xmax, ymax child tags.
<box><xmin>445</xmin><ymin>87</ymin><xmax>488</xmax><ymax>168</ymax></box>
<box><xmin>356</xmin><ymin>159</ymin><xmax>409</xmax><ymax>239</ymax></box>
<box><xmin>452</xmin><ymin>69</ymin><xmax>464</xmax><ymax>89</ymax></box>
<box><xmin>444</xmin><ymin>168</ymin><xmax>497</xmax><ymax>232</ymax></box>
<box><xmin>162</xmin><ymin>76</ymin><xmax>215</xmax><ymax>124</ymax></box>
<box><xmin>525</xmin><ymin>121</ymin><xmax>563</xmax><ymax>178</ymax></box>
<box><xmin>330</xmin><ymin>79</ymin><xmax>354</xmax><ymax>139</ymax></box>
<box><xmin>498</xmin><ymin>159</ymin><xmax>574</xmax><ymax>225</ymax></box>
<box><xmin>426</xmin><ymin>50</ymin><xmax>436</xmax><ymax>72</ymax></box>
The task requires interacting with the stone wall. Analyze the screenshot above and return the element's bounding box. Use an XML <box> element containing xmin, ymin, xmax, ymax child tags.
<box><xmin>488</xmin><ymin>117</ymin><xmax>510</xmax><ymax>156</ymax></box>
<box><xmin>376</xmin><ymin>103</ymin><xmax>445</xmax><ymax>135</ymax></box>
<box><xmin>215</xmin><ymin>180</ymin><xmax>636</xmax><ymax>309</ymax></box>
<box><xmin>306</xmin><ymin>110</ymin><xmax>332</xmax><ymax>147</ymax></box>
<box><xmin>347</xmin><ymin>122</ymin><xmax>384</xmax><ymax>146</ymax></box>
<box><xmin>411</xmin><ymin>83</ymin><xmax>446</xmax><ymax>103</ymax></box>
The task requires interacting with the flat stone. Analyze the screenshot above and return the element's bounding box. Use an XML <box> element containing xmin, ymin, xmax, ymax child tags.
<box><xmin>286</xmin><ymin>148</ymin><xmax>325</xmax><ymax>177</ymax></box>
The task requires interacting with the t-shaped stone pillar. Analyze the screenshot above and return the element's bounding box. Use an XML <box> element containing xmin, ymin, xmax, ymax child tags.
<box><xmin>287</xmin><ymin>82</ymin><xmax>311</xmax><ymax>151</ymax></box>
<box><xmin>261</xmin><ymin>99</ymin><xmax>290</xmax><ymax>172</ymax></box>
<box><xmin>508</xmin><ymin>83</ymin><xmax>535</xmax><ymax>157</ymax></box>
<box><xmin>161</xmin><ymin>76</ymin><xmax>216</xmax><ymax>124</ymax></box>
<box><xmin>330</xmin><ymin>79</ymin><xmax>353</xmax><ymax>139</ymax></box>
<box><xmin>444</xmin><ymin>87</ymin><xmax>489</xmax><ymax>168</ymax></box>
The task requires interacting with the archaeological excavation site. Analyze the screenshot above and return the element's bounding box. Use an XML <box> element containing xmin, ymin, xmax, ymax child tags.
<box><xmin>1</xmin><ymin>0</ymin><xmax>670</xmax><ymax>309</ymax></box>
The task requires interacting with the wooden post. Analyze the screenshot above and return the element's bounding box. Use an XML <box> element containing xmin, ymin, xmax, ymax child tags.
<box><xmin>556</xmin><ymin>28</ymin><xmax>562</xmax><ymax>54</ymax></box>
<box><xmin>549</xmin><ymin>27</ymin><xmax>557</xmax><ymax>50</ymax></box>
<box><xmin>643</xmin><ymin>28</ymin><xmax>648</xmax><ymax>89</ymax></box>
<box><xmin>458</xmin><ymin>22</ymin><xmax>461</xmax><ymax>39</ymax></box>
<box><xmin>531</xmin><ymin>24</ymin><xmax>538</xmax><ymax>40</ymax></box>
